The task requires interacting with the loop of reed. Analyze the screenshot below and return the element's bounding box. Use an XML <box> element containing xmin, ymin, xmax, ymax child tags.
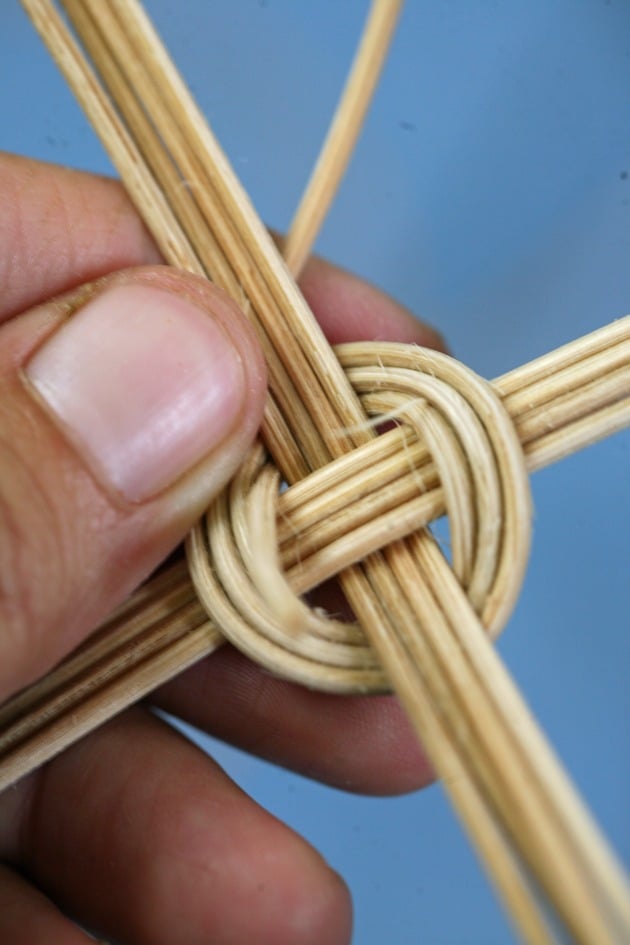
<box><xmin>11</xmin><ymin>2</ymin><xmax>630</xmax><ymax>943</ymax></box>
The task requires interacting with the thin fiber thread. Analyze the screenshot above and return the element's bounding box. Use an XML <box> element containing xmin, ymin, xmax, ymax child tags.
<box><xmin>6</xmin><ymin>2</ymin><xmax>630</xmax><ymax>944</ymax></box>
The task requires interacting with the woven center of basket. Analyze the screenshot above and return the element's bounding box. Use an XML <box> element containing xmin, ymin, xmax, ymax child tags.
<box><xmin>187</xmin><ymin>341</ymin><xmax>532</xmax><ymax>694</ymax></box>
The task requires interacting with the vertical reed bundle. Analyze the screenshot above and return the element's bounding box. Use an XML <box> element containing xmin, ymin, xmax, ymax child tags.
<box><xmin>7</xmin><ymin>2</ymin><xmax>630</xmax><ymax>942</ymax></box>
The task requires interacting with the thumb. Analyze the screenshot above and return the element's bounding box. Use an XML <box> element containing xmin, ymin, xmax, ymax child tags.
<box><xmin>0</xmin><ymin>266</ymin><xmax>266</xmax><ymax>701</ymax></box>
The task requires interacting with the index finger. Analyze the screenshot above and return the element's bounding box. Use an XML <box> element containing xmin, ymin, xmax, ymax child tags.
<box><xmin>0</xmin><ymin>152</ymin><xmax>160</xmax><ymax>321</ymax></box>
<box><xmin>0</xmin><ymin>154</ymin><xmax>444</xmax><ymax>350</ymax></box>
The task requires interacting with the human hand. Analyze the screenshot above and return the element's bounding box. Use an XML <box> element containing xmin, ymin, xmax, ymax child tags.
<box><xmin>0</xmin><ymin>153</ymin><xmax>442</xmax><ymax>945</ymax></box>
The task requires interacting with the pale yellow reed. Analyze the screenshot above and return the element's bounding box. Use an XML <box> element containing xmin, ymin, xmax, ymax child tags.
<box><xmin>8</xmin><ymin>2</ymin><xmax>630</xmax><ymax>943</ymax></box>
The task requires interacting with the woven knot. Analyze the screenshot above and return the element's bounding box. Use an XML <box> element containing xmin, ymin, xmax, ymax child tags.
<box><xmin>188</xmin><ymin>342</ymin><xmax>531</xmax><ymax>693</ymax></box>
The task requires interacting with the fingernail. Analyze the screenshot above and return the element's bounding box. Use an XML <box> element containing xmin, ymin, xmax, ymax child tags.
<box><xmin>25</xmin><ymin>282</ymin><xmax>246</xmax><ymax>501</ymax></box>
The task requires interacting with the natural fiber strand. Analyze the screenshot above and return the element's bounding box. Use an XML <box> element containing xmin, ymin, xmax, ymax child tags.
<box><xmin>9</xmin><ymin>2</ymin><xmax>630</xmax><ymax>943</ymax></box>
<box><xmin>282</xmin><ymin>0</ymin><xmax>404</xmax><ymax>276</ymax></box>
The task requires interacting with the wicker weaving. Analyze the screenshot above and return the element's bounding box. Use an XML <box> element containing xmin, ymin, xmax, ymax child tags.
<box><xmin>2</xmin><ymin>3</ymin><xmax>629</xmax><ymax>942</ymax></box>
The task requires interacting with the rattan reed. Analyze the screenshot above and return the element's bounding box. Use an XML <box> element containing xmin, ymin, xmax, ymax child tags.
<box><xmin>6</xmin><ymin>2</ymin><xmax>630</xmax><ymax>943</ymax></box>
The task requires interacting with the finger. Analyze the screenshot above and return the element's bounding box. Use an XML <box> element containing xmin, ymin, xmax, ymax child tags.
<box><xmin>0</xmin><ymin>154</ymin><xmax>444</xmax><ymax>352</ymax></box>
<box><xmin>155</xmin><ymin>645</ymin><xmax>432</xmax><ymax>796</ymax></box>
<box><xmin>0</xmin><ymin>866</ymin><xmax>92</xmax><ymax>945</ymax></box>
<box><xmin>0</xmin><ymin>152</ymin><xmax>161</xmax><ymax>322</ymax></box>
<box><xmin>299</xmin><ymin>254</ymin><xmax>447</xmax><ymax>350</ymax></box>
<box><xmin>3</xmin><ymin>710</ymin><xmax>351</xmax><ymax>945</ymax></box>
<box><xmin>0</xmin><ymin>267</ymin><xmax>265</xmax><ymax>700</ymax></box>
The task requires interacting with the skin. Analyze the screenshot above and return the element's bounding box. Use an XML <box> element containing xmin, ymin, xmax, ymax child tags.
<box><xmin>0</xmin><ymin>152</ymin><xmax>444</xmax><ymax>945</ymax></box>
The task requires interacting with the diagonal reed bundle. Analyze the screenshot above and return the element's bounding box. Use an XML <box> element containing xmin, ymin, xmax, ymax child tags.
<box><xmin>7</xmin><ymin>1</ymin><xmax>630</xmax><ymax>943</ymax></box>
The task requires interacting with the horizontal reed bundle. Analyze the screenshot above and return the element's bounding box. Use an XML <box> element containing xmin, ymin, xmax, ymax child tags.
<box><xmin>10</xmin><ymin>1</ymin><xmax>630</xmax><ymax>942</ymax></box>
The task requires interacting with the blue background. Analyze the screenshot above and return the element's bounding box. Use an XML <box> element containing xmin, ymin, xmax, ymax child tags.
<box><xmin>2</xmin><ymin>2</ymin><xmax>629</xmax><ymax>942</ymax></box>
